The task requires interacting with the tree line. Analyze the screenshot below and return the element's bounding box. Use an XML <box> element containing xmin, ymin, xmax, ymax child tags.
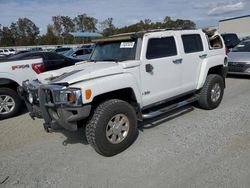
<box><xmin>0</xmin><ymin>14</ymin><xmax>196</xmax><ymax>47</ymax></box>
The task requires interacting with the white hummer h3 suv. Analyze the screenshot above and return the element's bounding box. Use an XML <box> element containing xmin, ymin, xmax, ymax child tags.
<box><xmin>20</xmin><ymin>29</ymin><xmax>228</xmax><ymax>156</ymax></box>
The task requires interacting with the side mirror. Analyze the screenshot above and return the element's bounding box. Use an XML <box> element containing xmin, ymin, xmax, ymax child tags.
<box><xmin>73</xmin><ymin>54</ymin><xmax>77</xmax><ymax>57</ymax></box>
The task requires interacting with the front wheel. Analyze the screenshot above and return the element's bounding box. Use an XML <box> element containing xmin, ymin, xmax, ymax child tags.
<box><xmin>85</xmin><ymin>99</ymin><xmax>138</xmax><ymax>156</ymax></box>
<box><xmin>0</xmin><ymin>88</ymin><xmax>22</xmax><ymax>119</ymax></box>
<box><xmin>198</xmin><ymin>74</ymin><xmax>224</xmax><ymax>110</ymax></box>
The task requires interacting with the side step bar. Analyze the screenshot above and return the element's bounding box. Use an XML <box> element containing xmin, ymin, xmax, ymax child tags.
<box><xmin>142</xmin><ymin>95</ymin><xmax>198</xmax><ymax>119</ymax></box>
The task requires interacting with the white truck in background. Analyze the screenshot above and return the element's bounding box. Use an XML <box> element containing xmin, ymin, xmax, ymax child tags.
<box><xmin>0</xmin><ymin>58</ymin><xmax>44</xmax><ymax>119</ymax></box>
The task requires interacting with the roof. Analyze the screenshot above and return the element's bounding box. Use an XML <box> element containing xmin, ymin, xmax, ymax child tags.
<box><xmin>92</xmin><ymin>28</ymin><xmax>201</xmax><ymax>43</ymax></box>
<box><xmin>69</xmin><ymin>32</ymin><xmax>103</xmax><ymax>38</ymax></box>
<box><xmin>219</xmin><ymin>15</ymin><xmax>250</xmax><ymax>22</ymax></box>
<box><xmin>111</xmin><ymin>28</ymin><xmax>195</xmax><ymax>37</ymax></box>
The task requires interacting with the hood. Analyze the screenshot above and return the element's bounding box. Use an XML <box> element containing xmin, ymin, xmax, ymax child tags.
<box><xmin>47</xmin><ymin>61</ymin><xmax>124</xmax><ymax>84</ymax></box>
<box><xmin>228</xmin><ymin>52</ymin><xmax>250</xmax><ymax>63</ymax></box>
<box><xmin>37</xmin><ymin>61</ymin><xmax>88</xmax><ymax>83</ymax></box>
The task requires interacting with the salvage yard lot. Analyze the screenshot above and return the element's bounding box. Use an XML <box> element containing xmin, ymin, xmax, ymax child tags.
<box><xmin>0</xmin><ymin>76</ymin><xmax>250</xmax><ymax>188</ymax></box>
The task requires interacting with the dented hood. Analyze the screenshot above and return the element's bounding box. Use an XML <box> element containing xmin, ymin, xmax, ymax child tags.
<box><xmin>44</xmin><ymin>61</ymin><xmax>124</xmax><ymax>84</ymax></box>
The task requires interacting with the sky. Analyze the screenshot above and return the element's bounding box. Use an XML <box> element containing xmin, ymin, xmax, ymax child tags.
<box><xmin>0</xmin><ymin>0</ymin><xmax>249</xmax><ymax>34</ymax></box>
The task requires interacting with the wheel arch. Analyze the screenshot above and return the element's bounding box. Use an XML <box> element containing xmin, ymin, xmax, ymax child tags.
<box><xmin>197</xmin><ymin>61</ymin><xmax>227</xmax><ymax>90</ymax></box>
<box><xmin>207</xmin><ymin>64</ymin><xmax>226</xmax><ymax>88</ymax></box>
<box><xmin>207</xmin><ymin>65</ymin><xmax>225</xmax><ymax>75</ymax></box>
<box><xmin>91</xmin><ymin>88</ymin><xmax>142</xmax><ymax>120</ymax></box>
<box><xmin>0</xmin><ymin>78</ymin><xmax>19</xmax><ymax>92</ymax></box>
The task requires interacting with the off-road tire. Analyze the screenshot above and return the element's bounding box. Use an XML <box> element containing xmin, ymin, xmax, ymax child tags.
<box><xmin>0</xmin><ymin>87</ymin><xmax>22</xmax><ymax>119</ymax></box>
<box><xmin>198</xmin><ymin>74</ymin><xmax>224</xmax><ymax>110</ymax></box>
<box><xmin>85</xmin><ymin>99</ymin><xmax>138</xmax><ymax>156</ymax></box>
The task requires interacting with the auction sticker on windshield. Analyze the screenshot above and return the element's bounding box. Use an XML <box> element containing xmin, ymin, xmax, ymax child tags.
<box><xmin>120</xmin><ymin>42</ymin><xmax>135</xmax><ymax>48</ymax></box>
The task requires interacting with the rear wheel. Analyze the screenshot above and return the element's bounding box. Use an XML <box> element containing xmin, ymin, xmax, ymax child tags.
<box><xmin>198</xmin><ymin>74</ymin><xmax>224</xmax><ymax>110</ymax></box>
<box><xmin>85</xmin><ymin>99</ymin><xmax>138</xmax><ymax>156</ymax></box>
<box><xmin>0</xmin><ymin>88</ymin><xmax>22</xmax><ymax>119</ymax></box>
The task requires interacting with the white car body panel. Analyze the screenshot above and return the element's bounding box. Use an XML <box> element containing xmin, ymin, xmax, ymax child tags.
<box><xmin>72</xmin><ymin>70</ymin><xmax>142</xmax><ymax>105</ymax></box>
<box><xmin>139</xmin><ymin>32</ymin><xmax>184</xmax><ymax>106</ymax></box>
<box><xmin>0</xmin><ymin>58</ymin><xmax>42</xmax><ymax>85</ymax></box>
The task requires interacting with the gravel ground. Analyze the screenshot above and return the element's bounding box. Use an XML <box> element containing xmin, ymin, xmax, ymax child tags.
<box><xmin>0</xmin><ymin>76</ymin><xmax>250</xmax><ymax>188</ymax></box>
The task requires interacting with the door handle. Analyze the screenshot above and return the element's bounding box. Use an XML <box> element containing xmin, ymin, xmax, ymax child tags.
<box><xmin>172</xmin><ymin>58</ymin><xmax>183</xmax><ymax>64</ymax></box>
<box><xmin>145</xmin><ymin>64</ymin><xmax>154</xmax><ymax>72</ymax></box>
<box><xmin>199</xmin><ymin>54</ymin><xmax>207</xmax><ymax>59</ymax></box>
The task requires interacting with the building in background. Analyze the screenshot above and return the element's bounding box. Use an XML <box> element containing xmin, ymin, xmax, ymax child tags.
<box><xmin>219</xmin><ymin>15</ymin><xmax>250</xmax><ymax>39</ymax></box>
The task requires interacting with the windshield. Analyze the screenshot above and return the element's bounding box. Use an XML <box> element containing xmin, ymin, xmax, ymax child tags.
<box><xmin>90</xmin><ymin>40</ymin><xmax>137</xmax><ymax>62</ymax></box>
<box><xmin>232</xmin><ymin>41</ymin><xmax>250</xmax><ymax>52</ymax></box>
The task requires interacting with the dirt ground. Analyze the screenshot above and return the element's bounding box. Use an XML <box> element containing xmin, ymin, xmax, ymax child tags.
<box><xmin>0</xmin><ymin>76</ymin><xmax>250</xmax><ymax>188</ymax></box>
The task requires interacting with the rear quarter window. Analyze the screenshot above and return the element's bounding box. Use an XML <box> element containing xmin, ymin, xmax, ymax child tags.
<box><xmin>182</xmin><ymin>34</ymin><xmax>204</xmax><ymax>53</ymax></box>
<box><xmin>208</xmin><ymin>35</ymin><xmax>223</xmax><ymax>50</ymax></box>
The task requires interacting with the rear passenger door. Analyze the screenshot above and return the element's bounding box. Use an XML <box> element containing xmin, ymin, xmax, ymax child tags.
<box><xmin>181</xmin><ymin>34</ymin><xmax>205</xmax><ymax>91</ymax></box>
<box><xmin>140</xmin><ymin>33</ymin><xmax>183</xmax><ymax>107</ymax></box>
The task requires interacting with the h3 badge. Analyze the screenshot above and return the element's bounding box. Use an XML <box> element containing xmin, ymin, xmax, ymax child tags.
<box><xmin>142</xmin><ymin>91</ymin><xmax>150</xmax><ymax>95</ymax></box>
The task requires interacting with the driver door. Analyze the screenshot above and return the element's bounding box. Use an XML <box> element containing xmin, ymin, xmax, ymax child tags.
<box><xmin>140</xmin><ymin>32</ymin><xmax>184</xmax><ymax>107</ymax></box>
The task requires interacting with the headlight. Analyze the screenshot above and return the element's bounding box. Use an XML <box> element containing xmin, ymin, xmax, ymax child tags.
<box><xmin>53</xmin><ymin>88</ymin><xmax>82</xmax><ymax>105</ymax></box>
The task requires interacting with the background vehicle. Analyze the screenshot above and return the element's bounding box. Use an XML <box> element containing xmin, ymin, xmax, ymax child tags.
<box><xmin>63</xmin><ymin>47</ymin><xmax>92</xmax><ymax>61</ymax></box>
<box><xmin>21</xmin><ymin>29</ymin><xmax>227</xmax><ymax>156</ymax></box>
<box><xmin>8</xmin><ymin>51</ymin><xmax>81</xmax><ymax>71</ymax></box>
<box><xmin>221</xmin><ymin>33</ymin><xmax>240</xmax><ymax>49</ymax></box>
<box><xmin>228</xmin><ymin>39</ymin><xmax>250</xmax><ymax>75</ymax></box>
<box><xmin>28</xmin><ymin>47</ymin><xmax>43</xmax><ymax>51</ymax></box>
<box><xmin>0</xmin><ymin>48</ymin><xmax>15</xmax><ymax>56</ymax></box>
<box><xmin>54</xmin><ymin>47</ymin><xmax>72</xmax><ymax>54</ymax></box>
<box><xmin>81</xmin><ymin>43</ymin><xmax>95</xmax><ymax>49</ymax></box>
<box><xmin>15</xmin><ymin>50</ymin><xmax>30</xmax><ymax>55</ymax></box>
<box><xmin>0</xmin><ymin>58</ymin><xmax>43</xmax><ymax>119</ymax></box>
<box><xmin>0</xmin><ymin>52</ymin><xmax>81</xmax><ymax>119</ymax></box>
<box><xmin>0</xmin><ymin>53</ymin><xmax>7</xmax><ymax>59</ymax></box>
<box><xmin>8</xmin><ymin>48</ymin><xmax>16</xmax><ymax>54</ymax></box>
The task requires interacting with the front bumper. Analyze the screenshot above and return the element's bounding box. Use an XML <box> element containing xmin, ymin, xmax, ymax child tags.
<box><xmin>19</xmin><ymin>81</ymin><xmax>91</xmax><ymax>131</ymax></box>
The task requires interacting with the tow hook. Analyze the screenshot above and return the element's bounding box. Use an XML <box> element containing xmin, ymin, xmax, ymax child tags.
<box><xmin>29</xmin><ymin>112</ymin><xmax>36</xmax><ymax>120</ymax></box>
<box><xmin>43</xmin><ymin>123</ymin><xmax>51</xmax><ymax>133</ymax></box>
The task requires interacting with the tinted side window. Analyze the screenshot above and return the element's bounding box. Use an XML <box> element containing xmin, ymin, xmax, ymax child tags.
<box><xmin>74</xmin><ymin>50</ymin><xmax>84</xmax><ymax>56</ymax></box>
<box><xmin>182</xmin><ymin>34</ymin><xmax>203</xmax><ymax>53</ymax></box>
<box><xmin>146</xmin><ymin>37</ymin><xmax>177</xmax><ymax>59</ymax></box>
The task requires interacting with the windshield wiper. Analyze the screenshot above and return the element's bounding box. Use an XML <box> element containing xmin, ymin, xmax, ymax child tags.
<box><xmin>89</xmin><ymin>59</ymin><xmax>126</xmax><ymax>63</ymax></box>
<box><xmin>102</xmin><ymin>59</ymin><xmax>119</xmax><ymax>63</ymax></box>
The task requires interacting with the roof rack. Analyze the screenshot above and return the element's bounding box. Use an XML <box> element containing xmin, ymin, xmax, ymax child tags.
<box><xmin>112</xmin><ymin>27</ymin><xmax>196</xmax><ymax>37</ymax></box>
<box><xmin>92</xmin><ymin>27</ymin><xmax>198</xmax><ymax>43</ymax></box>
